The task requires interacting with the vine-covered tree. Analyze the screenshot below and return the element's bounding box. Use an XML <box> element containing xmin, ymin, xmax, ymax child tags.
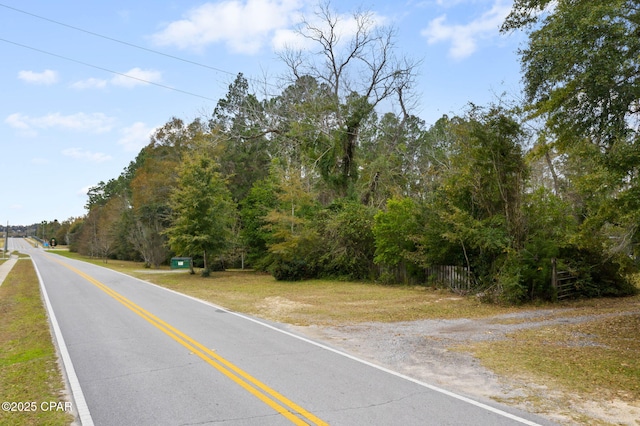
<box><xmin>278</xmin><ymin>1</ymin><xmax>419</xmax><ymax>197</ymax></box>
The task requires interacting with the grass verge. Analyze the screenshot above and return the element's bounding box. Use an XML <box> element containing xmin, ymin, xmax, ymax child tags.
<box><xmin>50</xmin><ymin>250</ymin><xmax>522</xmax><ymax>324</ymax></box>
<box><xmin>0</xmin><ymin>259</ymin><xmax>74</xmax><ymax>426</ymax></box>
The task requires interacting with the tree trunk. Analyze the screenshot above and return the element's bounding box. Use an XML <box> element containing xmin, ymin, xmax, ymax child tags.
<box><xmin>544</xmin><ymin>150</ymin><xmax>560</xmax><ymax>196</ymax></box>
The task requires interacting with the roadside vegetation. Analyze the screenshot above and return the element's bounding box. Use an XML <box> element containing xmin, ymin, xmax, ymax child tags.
<box><xmin>0</xmin><ymin>237</ymin><xmax>6</xmax><ymax>265</ymax></box>
<box><xmin>30</xmin><ymin>0</ymin><xmax>640</xmax><ymax>306</ymax></box>
<box><xmin>0</xmin><ymin>260</ymin><xmax>73</xmax><ymax>426</ymax></box>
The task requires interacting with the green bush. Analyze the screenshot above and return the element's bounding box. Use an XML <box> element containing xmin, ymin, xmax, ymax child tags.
<box><xmin>495</xmin><ymin>253</ymin><xmax>526</xmax><ymax>304</ymax></box>
<box><xmin>270</xmin><ymin>258</ymin><xmax>315</xmax><ymax>281</ymax></box>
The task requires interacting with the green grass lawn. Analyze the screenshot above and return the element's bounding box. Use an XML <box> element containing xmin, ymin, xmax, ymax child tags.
<box><xmin>0</xmin><ymin>259</ymin><xmax>74</xmax><ymax>426</ymax></box>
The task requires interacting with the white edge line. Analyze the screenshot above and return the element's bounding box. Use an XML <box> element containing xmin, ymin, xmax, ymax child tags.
<box><xmin>32</xmin><ymin>257</ymin><xmax>95</xmax><ymax>426</ymax></box>
<box><xmin>99</xmin><ymin>266</ymin><xmax>544</xmax><ymax>426</ymax></box>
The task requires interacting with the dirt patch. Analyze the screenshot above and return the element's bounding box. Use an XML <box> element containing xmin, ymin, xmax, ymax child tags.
<box><xmin>257</xmin><ymin>296</ymin><xmax>312</xmax><ymax>318</ymax></box>
<box><xmin>290</xmin><ymin>309</ymin><xmax>640</xmax><ymax>426</ymax></box>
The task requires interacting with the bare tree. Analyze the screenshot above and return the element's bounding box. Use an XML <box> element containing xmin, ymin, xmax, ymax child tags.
<box><xmin>277</xmin><ymin>1</ymin><xmax>420</xmax><ymax>196</ymax></box>
<box><xmin>280</xmin><ymin>1</ymin><xmax>418</xmax><ymax>108</ymax></box>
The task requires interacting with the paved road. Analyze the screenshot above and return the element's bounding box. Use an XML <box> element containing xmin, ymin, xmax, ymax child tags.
<box><xmin>11</xmin><ymin>238</ymin><xmax>556</xmax><ymax>425</ymax></box>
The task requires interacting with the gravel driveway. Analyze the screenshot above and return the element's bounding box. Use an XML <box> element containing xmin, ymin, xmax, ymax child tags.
<box><xmin>290</xmin><ymin>309</ymin><xmax>640</xmax><ymax>426</ymax></box>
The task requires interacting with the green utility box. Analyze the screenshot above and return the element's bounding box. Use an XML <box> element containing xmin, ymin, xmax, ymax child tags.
<box><xmin>170</xmin><ymin>257</ymin><xmax>192</xmax><ymax>269</ymax></box>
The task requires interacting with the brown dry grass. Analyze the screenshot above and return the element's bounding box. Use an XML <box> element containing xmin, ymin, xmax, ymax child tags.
<box><xmin>133</xmin><ymin>269</ymin><xmax>526</xmax><ymax>325</ymax></box>
<box><xmin>51</xmin><ymin>251</ymin><xmax>527</xmax><ymax>325</ymax></box>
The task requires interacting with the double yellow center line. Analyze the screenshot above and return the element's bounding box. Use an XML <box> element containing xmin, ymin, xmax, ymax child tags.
<box><xmin>51</xmin><ymin>257</ymin><xmax>328</xmax><ymax>425</ymax></box>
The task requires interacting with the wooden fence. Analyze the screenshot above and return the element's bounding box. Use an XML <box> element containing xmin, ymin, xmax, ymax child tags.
<box><xmin>551</xmin><ymin>258</ymin><xmax>578</xmax><ymax>300</ymax></box>
<box><xmin>426</xmin><ymin>260</ymin><xmax>590</xmax><ymax>300</ymax></box>
<box><xmin>425</xmin><ymin>265</ymin><xmax>473</xmax><ymax>294</ymax></box>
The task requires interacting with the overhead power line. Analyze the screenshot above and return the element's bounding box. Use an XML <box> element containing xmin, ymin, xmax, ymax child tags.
<box><xmin>0</xmin><ymin>2</ymin><xmax>238</xmax><ymax>78</ymax></box>
<box><xmin>0</xmin><ymin>37</ymin><xmax>218</xmax><ymax>102</ymax></box>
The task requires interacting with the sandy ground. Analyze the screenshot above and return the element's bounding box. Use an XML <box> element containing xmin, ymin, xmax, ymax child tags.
<box><xmin>289</xmin><ymin>310</ymin><xmax>640</xmax><ymax>426</ymax></box>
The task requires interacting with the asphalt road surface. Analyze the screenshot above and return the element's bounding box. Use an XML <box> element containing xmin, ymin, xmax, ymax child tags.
<box><xmin>10</xmin><ymin>238</ymin><xmax>557</xmax><ymax>425</ymax></box>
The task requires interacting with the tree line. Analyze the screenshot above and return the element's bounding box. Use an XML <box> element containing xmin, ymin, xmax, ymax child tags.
<box><xmin>55</xmin><ymin>1</ymin><xmax>638</xmax><ymax>303</ymax></box>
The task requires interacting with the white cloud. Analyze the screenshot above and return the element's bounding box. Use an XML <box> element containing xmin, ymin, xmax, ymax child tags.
<box><xmin>4</xmin><ymin>112</ymin><xmax>116</xmax><ymax>134</ymax></box>
<box><xmin>5</xmin><ymin>113</ymin><xmax>31</xmax><ymax>130</ymax></box>
<box><xmin>119</xmin><ymin>122</ymin><xmax>155</xmax><ymax>152</ymax></box>
<box><xmin>62</xmin><ymin>148</ymin><xmax>113</xmax><ymax>163</ymax></box>
<box><xmin>271</xmin><ymin>8</ymin><xmax>388</xmax><ymax>52</ymax></box>
<box><xmin>422</xmin><ymin>0</ymin><xmax>511</xmax><ymax>59</ymax></box>
<box><xmin>37</xmin><ymin>112</ymin><xmax>115</xmax><ymax>132</ymax></box>
<box><xmin>77</xmin><ymin>185</ymin><xmax>92</xmax><ymax>197</ymax></box>
<box><xmin>434</xmin><ymin>0</ymin><xmax>468</xmax><ymax>6</ymax></box>
<box><xmin>70</xmin><ymin>68</ymin><xmax>161</xmax><ymax>90</ymax></box>
<box><xmin>4</xmin><ymin>113</ymin><xmax>37</xmax><ymax>137</ymax></box>
<box><xmin>31</xmin><ymin>158</ymin><xmax>50</xmax><ymax>165</ymax></box>
<box><xmin>70</xmin><ymin>78</ymin><xmax>108</xmax><ymax>90</ymax></box>
<box><xmin>18</xmin><ymin>69</ymin><xmax>59</xmax><ymax>85</ymax></box>
<box><xmin>271</xmin><ymin>28</ymin><xmax>304</xmax><ymax>50</ymax></box>
<box><xmin>151</xmin><ymin>0</ymin><xmax>303</xmax><ymax>54</ymax></box>
<box><xmin>111</xmin><ymin>67</ymin><xmax>162</xmax><ymax>88</ymax></box>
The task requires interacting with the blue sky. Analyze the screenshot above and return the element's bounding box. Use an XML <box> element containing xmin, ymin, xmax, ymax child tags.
<box><xmin>0</xmin><ymin>0</ymin><xmax>525</xmax><ymax>226</ymax></box>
